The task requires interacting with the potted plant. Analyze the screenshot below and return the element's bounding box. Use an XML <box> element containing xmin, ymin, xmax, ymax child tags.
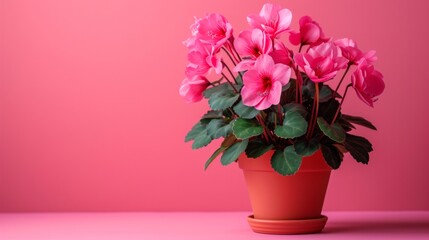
<box><xmin>180</xmin><ymin>3</ymin><xmax>385</xmax><ymax>235</ymax></box>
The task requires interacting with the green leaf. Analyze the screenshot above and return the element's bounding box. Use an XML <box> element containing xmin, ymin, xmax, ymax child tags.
<box><xmin>202</xmin><ymin>110</ymin><xmax>223</xmax><ymax>119</ymax></box>
<box><xmin>318</xmin><ymin>98</ymin><xmax>340</xmax><ymax>123</ymax></box>
<box><xmin>342</xmin><ymin>114</ymin><xmax>377</xmax><ymax>130</ymax></box>
<box><xmin>235</xmin><ymin>74</ymin><xmax>243</xmax><ymax>84</ymax></box>
<box><xmin>185</xmin><ymin>122</ymin><xmax>205</xmax><ymax>142</ymax></box>
<box><xmin>215</xmin><ymin>124</ymin><xmax>232</xmax><ymax>139</ymax></box>
<box><xmin>221</xmin><ymin>140</ymin><xmax>249</xmax><ymax>166</ymax></box>
<box><xmin>317</xmin><ymin>117</ymin><xmax>346</xmax><ymax>143</ymax></box>
<box><xmin>232</xmin><ymin>118</ymin><xmax>264</xmax><ymax>139</ymax></box>
<box><xmin>344</xmin><ymin>134</ymin><xmax>373</xmax><ymax>164</ymax></box>
<box><xmin>321</xmin><ymin>144</ymin><xmax>343</xmax><ymax>169</ymax></box>
<box><xmin>338</xmin><ymin>117</ymin><xmax>355</xmax><ymax>132</ymax></box>
<box><xmin>274</xmin><ymin>110</ymin><xmax>308</xmax><ymax>139</ymax></box>
<box><xmin>233</xmin><ymin>101</ymin><xmax>260</xmax><ymax>119</ymax></box>
<box><xmin>303</xmin><ymin>82</ymin><xmax>336</xmax><ymax>103</ymax></box>
<box><xmin>204</xmin><ymin>146</ymin><xmax>227</xmax><ymax>170</ymax></box>
<box><xmin>245</xmin><ymin>139</ymin><xmax>273</xmax><ymax>158</ymax></box>
<box><xmin>319</xmin><ymin>85</ymin><xmax>334</xmax><ymax>102</ymax></box>
<box><xmin>192</xmin><ymin>131</ymin><xmax>212</xmax><ymax>149</ymax></box>
<box><xmin>206</xmin><ymin>119</ymin><xmax>233</xmax><ymax>139</ymax></box>
<box><xmin>207</xmin><ymin>119</ymin><xmax>224</xmax><ymax>136</ymax></box>
<box><xmin>295</xmin><ymin>138</ymin><xmax>320</xmax><ymax>157</ymax></box>
<box><xmin>271</xmin><ymin>146</ymin><xmax>302</xmax><ymax>176</ymax></box>
<box><xmin>283</xmin><ymin>103</ymin><xmax>308</xmax><ymax>117</ymax></box>
<box><xmin>221</xmin><ymin>134</ymin><xmax>237</xmax><ymax>147</ymax></box>
<box><xmin>203</xmin><ymin>83</ymin><xmax>230</xmax><ymax>99</ymax></box>
<box><xmin>208</xmin><ymin>88</ymin><xmax>239</xmax><ymax>111</ymax></box>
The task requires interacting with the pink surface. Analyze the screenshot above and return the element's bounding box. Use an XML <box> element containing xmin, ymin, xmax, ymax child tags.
<box><xmin>1</xmin><ymin>0</ymin><xmax>429</xmax><ymax>212</ymax></box>
<box><xmin>0</xmin><ymin>212</ymin><xmax>428</xmax><ymax>239</ymax></box>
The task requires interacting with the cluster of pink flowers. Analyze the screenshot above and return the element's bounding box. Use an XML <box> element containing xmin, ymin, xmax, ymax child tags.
<box><xmin>180</xmin><ymin>3</ymin><xmax>385</xmax><ymax>108</ymax></box>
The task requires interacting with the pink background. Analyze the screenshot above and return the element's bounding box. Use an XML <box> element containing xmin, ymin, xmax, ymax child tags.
<box><xmin>1</xmin><ymin>0</ymin><xmax>428</xmax><ymax>212</ymax></box>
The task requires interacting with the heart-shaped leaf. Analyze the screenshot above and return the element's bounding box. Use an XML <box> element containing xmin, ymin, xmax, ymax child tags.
<box><xmin>233</xmin><ymin>101</ymin><xmax>260</xmax><ymax>119</ymax></box>
<box><xmin>208</xmin><ymin>88</ymin><xmax>239</xmax><ymax>110</ymax></box>
<box><xmin>221</xmin><ymin>140</ymin><xmax>249</xmax><ymax>166</ymax></box>
<box><xmin>294</xmin><ymin>138</ymin><xmax>320</xmax><ymax>157</ymax></box>
<box><xmin>274</xmin><ymin>110</ymin><xmax>308</xmax><ymax>139</ymax></box>
<box><xmin>283</xmin><ymin>103</ymin><xmax>307</xmax><ymax>117</ymax></box>
<box><xmin>317</xmin><ymin>117</ymin><xmax>346</xmax><ymax>143</ymax></box>
<box><xmin>245</xmin><ymin>139</ymin><xmax>273</xmax><ymax>158</ymax></box>
<box><xmin>270</xmin><ymin>146</ymin><xmax>302</xmax><ymax>176</ymax></box>
<box><xmin>232</xmin><ymin>118</ymin><xmax>264</xmax><ymax>139</ymax></box>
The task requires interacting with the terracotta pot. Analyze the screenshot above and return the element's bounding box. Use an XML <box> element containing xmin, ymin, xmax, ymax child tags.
<box><xmin>238</xmin><ymin>150</ymin><xmax>331</xmax><ymax>234</ymax></box>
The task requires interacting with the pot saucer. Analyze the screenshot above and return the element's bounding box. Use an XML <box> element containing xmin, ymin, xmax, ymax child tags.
<box><xmin>247</xmin><ymin>215</ymin><xmax>328</xmax><ymax>235</ymax></box>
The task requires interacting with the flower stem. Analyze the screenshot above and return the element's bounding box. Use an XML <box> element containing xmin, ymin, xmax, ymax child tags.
<box><xmin>277</xmin><ymin>104</ymin><xmax>283</xmax><ymax>123</ymax></box>
<box><xmin>222</xmin><ymin>61</ymin><xmax>238</xmax><ymax>84</ymax></box>
<box><xmin>298</xmin><ymin>44</ymin><xmax>303</xmax><ymax>53</ymax></box>
<box><xmin>293</xmin><ymin>66</ymin><xmax>304</xmax><ymax>104</ymax></box>
<box><xmin>331</xmin><ymin>83</ymin><xmax>352</xmax><ymax>125</ymax></box>
<box><xmin>256</xmin><ymin>115</ymin><xmax>270</xmax><ymax>143</ymax></box>
<box><xmin>333</xmin><ymin>63</ymin><xmax>351</xmax><ymax>97</ymax></box>
<box><xmin>221</xmin><ymin>47</ymin><xmax>237</xmax><ymax>66</ymax></box>
<box><xmin>295</xmin><ymin>66</ymin><xmax>304</xmax><ymax>104</ymax></box>
<box><xmin>307</xmin><ymin>82</ymin><xmax>320</xmax><ymax>139</ymax></box>
<box><xmin>231</xmin><ymin>43</ymin><xmax>242</xmax><ymax>61</ymax></box>
<box><xmin>221</xmin><ymin>72</ymin><xmax>238</xmax><ymax>93</ymax></box>
<box><xmin>209</xmin><ymin>77</ymin><xmax>224</xmax><ymax>86</ymax></box>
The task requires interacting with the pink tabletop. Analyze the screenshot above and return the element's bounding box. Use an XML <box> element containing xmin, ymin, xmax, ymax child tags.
<box><xmin>0</xmin><ymin>211</ymin><xmax>428</xmax><ymax>239</ymax></box>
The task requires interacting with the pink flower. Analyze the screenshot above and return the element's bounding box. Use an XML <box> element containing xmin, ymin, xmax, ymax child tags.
<box><xmin>295</xmin><ymin>42</ymin><xmax>348</xmax><ymax>82</ymax></box>
<box><xmin>335</xmin><ymin>38</ymin><xmax>377</xmax><ymax>65</ymax></box>
<box><xmin>247</xmin><ymin>3</ymin><xmax>292</xmax><ymax>38</ymax></box>
<box><xmin>179</xmin><ymin>76</ymin><xmax>210</xmax><ymax>103</ymax></box>
<box><xmin>289</xmin><ymin>16</ymin><xmax>329</xmax><ymax>46</ymax></box>
<box><xmin>351</xmin><ymin>61</ymin><xmax>385</xmax><ymax>107</ymax></box>
<box><xmin>241</xmin><ymin>55</ymin><xmax>291</xmax><ymax>110</ymax></box>
<box><xmin>194</xmin><ymin>13</ymin><xmax>233</xmax><ymax>48</ymax></box>
<box><xmin>186</xmin><ymin>40</ymin><xmax>222</xmax><ymax>77</ymax></box>
<box><xmin>233</xmin><ymin>29</ymin><xmax>272</xmax><ymax>72</ymax></box>
<box><xmin>234</xmin><ymin>29</ymin><xmax>272</xmax><ymax>59</ymax></box>
<box><xmin>363</xmin><ymin>50</ymin><xmax>377</xmax><ymax>65</ymax></box>
<box><xmin>269</xmin><ymin>41</ymin><xmax>292</xmax><ymax>66</ymax></box>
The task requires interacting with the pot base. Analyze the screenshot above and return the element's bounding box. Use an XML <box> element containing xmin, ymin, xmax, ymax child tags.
<box><xmin>247</xmin><ymin>215</ymin><xmax>328</xmax><ymax>235</ymax></box>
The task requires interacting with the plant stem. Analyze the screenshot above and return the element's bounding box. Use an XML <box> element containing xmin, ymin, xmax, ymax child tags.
<box><xmin>230</xmin><ymin>43</ymin><xmax>242</xmax><ymax>62</ymax></box>
<box><xmin>221</xmin><ymin>72</ymin><xmax>238</xmax><ymax>93</ymax></box>
<box><xmin>209</xmin><ymin>77</ymin><xmax>225</xmax><ymax>86</ymax></box>
<box><xmin>256</xmin><ymin>115</ymin><xmax>270</xmax><ymax>143</ymax></box>
<box><xmin>221</xmin><ymin>47</ymin><xmax>237</xmax><ymax>66</ymax></box>
<box><xmin>298</xmin><ymin>44</ymin><xmax>303</xmax><ymax>53</ymax></box>
<box><xmin>331</xmin><ymin>83</ymin><xmax>352</xmax><ymax>125</ymax></box>
<box><xmin>222</xmin><ymin>61</ymin><xmax>238</xmax><ymax>84</ymax></box>
<box><xmin>307</xmin><ymin>82</ymin><xmax>320</xmax><ymax>139</ymax></box>
<box><xmin>277</xmin><ymin>104</ymin><xmax>283</xmax><ymax>123</ymax></box>
<box><xmin>293</xmin><ymin>66</ymin><xmax>303</xmax><ymax>104</ymax></box>
<box><xmin>228</xmin><ymin>107</ymin><xmax>238</xmax><ymax>119</ymax></box>
<box><xmin>333</xmin><ymin>63</ymin><xmax>351</xmax><ymax>97</ymax></box>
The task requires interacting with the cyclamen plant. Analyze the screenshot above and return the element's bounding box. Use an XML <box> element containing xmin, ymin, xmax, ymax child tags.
<box><xmin>180</xmin><ymin>3</ymin><xmax>385</xmax><ymax>175</ymax></box>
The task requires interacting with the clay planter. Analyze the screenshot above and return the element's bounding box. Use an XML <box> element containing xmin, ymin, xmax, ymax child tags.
<box><xmin>238</xmin><ymin>150</ymin><xmax>331</xmax><ymax>234</ymax></box>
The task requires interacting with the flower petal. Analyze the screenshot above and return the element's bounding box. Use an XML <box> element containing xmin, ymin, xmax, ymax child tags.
<box><xmin>266</xmin><ymin>81</ymin><xmax>282</xmax><ymax>105</ymax></box>
<box><xmin>241</xmin><ymin>86</ymin><xmax>264</xmax><ymax>107</ymax></box>
<box><xmin>254</xmin><ymin>54</ymin><xmax>275</xmax><ymax>73</ymax></box>
<box><xmin>277</xmin><ymin>8</ymin><xmax>292</xmax><ymax>31</ymax></box>
<box><xmin>271</xmin><ymin>64</ymin><xmax>291</xmax><ymax>85</ymax></box>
